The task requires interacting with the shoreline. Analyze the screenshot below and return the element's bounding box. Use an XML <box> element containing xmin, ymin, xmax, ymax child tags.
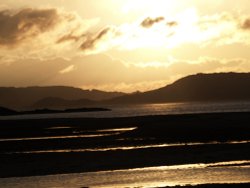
<box><xmin>0</xmin><ymin>107</ymin><xmax>111</xmax><ymax>117</ymax></box>
<box><xmin>156</xmin><ymin>183</ymin><xmax>250</xmax><ymax>188</ymax></box>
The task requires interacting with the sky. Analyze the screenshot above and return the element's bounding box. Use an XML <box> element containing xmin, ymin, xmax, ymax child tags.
<box><xmin>1</xmin><ymin>0</ymin><xmax>250</xmax><ymax>92</ymax></box>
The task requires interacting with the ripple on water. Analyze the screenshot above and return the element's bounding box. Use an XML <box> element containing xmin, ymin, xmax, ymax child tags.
<box><xmin>0</xmin><ymin>160</ymin><xmax>249</xmax><ymax>188</ymax></box>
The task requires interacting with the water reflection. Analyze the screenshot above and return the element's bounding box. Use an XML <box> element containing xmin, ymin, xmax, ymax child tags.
<box><xmin>0</xmin><ymin>160</ymin><xmax>249</xmax><ymax>188</ymax></box>
<box><xmin>1</xmin><ymin>101</ymin><xmax>250</xmax><ymax>120</ymax></box>
<box><xmin>0</xmin><ymin>127</ymin><xmax>137</xmax><ymax>142</ymax></box>
<box><xmin>0</xmin><ymin>133</ymin><xmax>119</xmax><ymax>141</ymax></box>
<box><xmin>46</xmin><ymin>126</ymin><xmax>72</xmax><ymax>129</ymax></box>
<box><xmin>5</xmin><ymin>140</ymin><xmax>250</xmax><ymax>154</ymax></box>
<box><xmin>95</xmin><ymin>127</ymin><xmax>137</xmax><ymax>132</ymax></box>
<box><xmin>124</xmin><ymin>160</ymin><xmax>250</xmax><ymax>171</ymax></box>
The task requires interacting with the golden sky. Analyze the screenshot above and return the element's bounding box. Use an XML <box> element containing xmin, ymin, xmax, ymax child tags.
<box><xmin>1</xmin><ymin>0</ymin><xmax>250</xmax><ymax>92</ymax></box>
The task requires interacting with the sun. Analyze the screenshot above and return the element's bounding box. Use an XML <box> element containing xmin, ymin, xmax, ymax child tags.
<box><xmin>122</xmin><ymin>0</ymin><xmax>178</xmax><ymax>17</ymax></box>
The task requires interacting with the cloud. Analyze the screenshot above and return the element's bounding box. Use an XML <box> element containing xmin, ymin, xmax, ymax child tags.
<box><xmin>141</xmin><ymin>17</ymin><xmax>165</xmax><ymax>28</ymax></box>
<box><xmin>166</xmin><ymin>21</ymin><xmax>178</xmax><ymax>27</ymax></box>
<box><xmin>2</xmin><ymin>7</ymin><xmax>250</xmax><ymax>60</ymax></box>
<box><xmin>0</xmin><ymin>8</ymin><xmax>60</xmax><ymax>47</ymax></box>
<box><xmin>56</xmin><ymin>33</ymin><xmax>83</xmax><ymax>44</ymax></box>
<box><xmin>77</xmin><ymin>11</ymin><xmax>250</xmax><ymax>55</ymax></box>
<box><xmin>79</xmin><ymin>26</ymin><xmax>125</xmax><ymax>54</ymax></box>
<box><xmin>59</xmin><ymin>65</ymin><xmax>76</xmax><ymax>74</ymax></box>
<box><xmin>0</xmin><ymin>8</ymin><xmax>99</xmax><ymax>61</ymax></box>
<box><xmin>80</xmin><ymin>27</ymin><xmax>111</xmax><ymax>50</ymax></box>
<box><xmin>241</xmin><ymin>18</ymin><xmax>250</xmax><ymax>30</ymax></box>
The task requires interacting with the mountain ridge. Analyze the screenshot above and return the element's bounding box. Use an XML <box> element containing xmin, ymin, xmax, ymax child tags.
<box><xmin>106</xmin><ymin>72</ymin><xmax>250</xmax><ymax>104</ymax></box>
<box><xmin>1</xmin><ymin>72</ymin><xmax>250</xmax><ymax>110</ymax></box>
<box><xmin>0</xmin><ymin>86</ymin><xmax>124</xmax><ymax>110</ymax></box>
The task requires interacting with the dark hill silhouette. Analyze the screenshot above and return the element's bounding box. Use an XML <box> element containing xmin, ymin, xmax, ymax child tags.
<box><xmin>0</xmin><ymin>106</ymin><xmax>18</xmax><ymax>116</ymax></box>
<box><xmin>1</xmin><ymin>73</ymin><xmax>250</xmax><ymax>109</ymax></box>
<box><xmin>107</xmin><ymin>72</ymin><xmax>250</xmax><ymax>104</ymax></box>
<box><xmin>0</xmin><ymin>86</ymin><xmax>124</xmax><ymax>110</ymax></box>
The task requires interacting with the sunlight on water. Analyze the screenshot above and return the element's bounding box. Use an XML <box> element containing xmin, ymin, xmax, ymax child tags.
<box><xmin>95</xmin><ymin>127</ymin><xmax>137</xmax><ymax>132</ymax></box>
<box><xmin>0</xmin><ymin>127</ymin><xmax>137</xmax><ymax>142</ymax></box>
<box><xmin>0</xmin><ymin>160</ymin><xmax>249</xmax><ymax>188</ymax></box>
<box><xmin>5</xmin><ymin>140</ymin><xmax>250</xmax><ymax>154</ymax></box>
<box><xmin>1</xmin><ymin>101</ymin><xmax>250</xmax><ymax>120</ymax></box>
<box><xmin>0</xmin><ymin>133</ymin><xmax>118</xmax><ymax>141</ymax></box>
<box><xmin>124</xmin><ymin>160</ymin><xmax>250</xmax><ymax>171</ymax></box>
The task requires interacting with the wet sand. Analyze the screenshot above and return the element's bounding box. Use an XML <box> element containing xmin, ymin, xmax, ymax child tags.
<box><xmin>159</xmin><ymin>183</ymin><xmax>250</xmax><ymax>187</ymax></box>
<box><xmin>0</xmin><ymin>112</ymin><xmax>250</xmax><ymax>178</ymax></box>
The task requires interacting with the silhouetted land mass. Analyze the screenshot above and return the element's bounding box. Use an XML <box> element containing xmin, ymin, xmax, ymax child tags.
<box><xmin>1</xmin><ymin>72</ymin><xmax>250</xmax><ymax>109</ymax></box>
<box><xmin>107</xmin><ymin>72</ymin><xmax>250</xmax><ymax>104</ymax></box>
<box><xmin>0</xmin><ymin>106</ymin><xmax>18</xmax><ymax>116</ymax></box>
<box><xmin>0</xmin><ymin>86</ymin><xmax>124</xmax><ymax>110</ymax></box>
<box><xmin>0</xmin><ymin>106</ymin><xmax>110</xmax><ymax>116</ymax></box>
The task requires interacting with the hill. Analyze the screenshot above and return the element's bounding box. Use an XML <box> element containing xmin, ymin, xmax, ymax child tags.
<box><xmin>107</xmin><ymin>73</ymin><xmax>250</xmax><ymax>104</ymax></box>
<box><xmin>0</xmin><ymin>106</ymin><xmax>18</xmax><ymax>116</ymax></box>
<box><xmin>0</xmin><ymin>86</ymin><xmax>124</xmax><ymax>110</ymax></box>
<box><xmin>1</xmin><ymin>73</ymin><xmax>250</xmax><ymax>109</ymax></box>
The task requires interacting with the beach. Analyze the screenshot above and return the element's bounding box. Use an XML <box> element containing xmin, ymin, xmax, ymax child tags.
<box><xmin>0</xmin><ymin>112</ymin><xmax>250</xmax><ymax>187</ymax></box>
<box><xmin>159</xmin><ymin>183</ymin><xmax>250</xmax><ymax>188</ymax></box>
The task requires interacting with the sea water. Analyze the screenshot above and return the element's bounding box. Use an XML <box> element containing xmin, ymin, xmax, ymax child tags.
<box><xmin>1</xmin><ymin>101</ymin><xmax>250</xmax><ymax>120</ymax></box>
<box><xmin>0</xmin><ymin>160</ymin><xmax>250</xmax><ymax>188</ymax></box>
<box><xmin>1</xmin><ymin>101</ymin><xmax>250</xmax><ymax>187</ymax></box>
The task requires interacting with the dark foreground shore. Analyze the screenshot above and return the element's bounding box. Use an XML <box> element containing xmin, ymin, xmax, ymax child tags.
<box><xmin>0</xmin><ymin>112</ymin><xmax>250</xmax><ymax>178</ymax></box>
<box><xmin>158</xmin><ymin>183</ymin><xmax>250</xmax><ymax>188</ymax></box>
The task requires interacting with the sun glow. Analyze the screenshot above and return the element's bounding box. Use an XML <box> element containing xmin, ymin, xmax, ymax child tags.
<box><xmin>122</xmin><ymin>0</ymin><xmax>178</xmax><ymax>16</ymax></box>
<box><xmin>118</xmin><ymin>7</ymin><xmax>201</xmax><ymax>50</ymax></box>
<box><xmin>116</xmin><ymin>6</ymin><xmax>236</xmax><ymax>52</ymax></box>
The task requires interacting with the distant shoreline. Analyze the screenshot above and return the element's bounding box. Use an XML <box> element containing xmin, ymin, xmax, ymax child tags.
<box><xmin>0</xmin><ymin>107</ymin><xmax>111</xmax><ymax>116</ymax></box>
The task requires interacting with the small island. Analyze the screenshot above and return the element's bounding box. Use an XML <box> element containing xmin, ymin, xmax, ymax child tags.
<box><xmin>0</xmin><ymin>106</ymin><xmax>111</xmax><ymax>116</ymax></box>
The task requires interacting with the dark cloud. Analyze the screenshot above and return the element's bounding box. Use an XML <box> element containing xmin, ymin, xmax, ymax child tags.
<box><xmin>242</xmin><ymin>18</ymin><xmax>250</xmax><ymax>30</ymax></box>
<box><xmin>80</xmin><ymin>27</ymin><xmax>110</xmax><ymax>50</ymax></box>
<box><xmin>166</xmin><ymin>21</ymin><xmax>178</xmax><ymax>27</ymax></box>
<box><xmin>0</xmin><ymin>8</ymin><xmax>60</xmax><ymax>47</ymax></box>
<box><xmin>57</xmin><ymin>33</ymin><xmax>83</xmax><ymax>44</ymax></box>
<box><xmin>141</xmin><ymin>17</ymin><xmax>165</xmax><ymax>28</ymax></box>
